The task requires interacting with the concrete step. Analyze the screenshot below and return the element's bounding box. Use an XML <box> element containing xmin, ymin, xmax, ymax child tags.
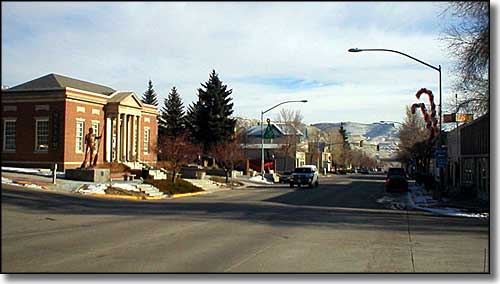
<box><xmin>137</xmin><ymin>184</ymin><xmax>155</xmax><ymax>189</ymax></box>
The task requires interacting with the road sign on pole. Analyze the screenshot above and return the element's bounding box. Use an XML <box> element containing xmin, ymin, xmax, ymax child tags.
<box><xmin>435</xmin><ymin>148</ymin><xmax>447</xmax><ymax>168</ymax></box>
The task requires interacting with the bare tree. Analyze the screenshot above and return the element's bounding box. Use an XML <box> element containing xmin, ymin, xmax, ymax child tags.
<box><xmin>306</xmin><ymin>126</ymin><xmax>324</xmax><ymax>167</ymax></box>
<box><xmin>441</xmin><ymin>1</ymin><xmax>489</xmax><ymax>115</ymax></box>
<box><xmin>210</xmin><ymin>139</ymin><xmax>245</xmax><ymax>183</ymax></box>
<box><xmin>275</xmin><ymin>108</ymin><xmax>304</xmax><ymax>171</ymax></box>
<box><xmin>398</xmin><ymin>106</ymin><xmax>430</xmax><ymax>172</ymax></box>
<box><xmin>323</xmin><ymin>128</ymin><xmax>347</xmax><ymax>171</ymax></box>
<box><xmin>157</xmin><ymin>133</ymin><xmax>202</xmax><ymax>182</ymax></box>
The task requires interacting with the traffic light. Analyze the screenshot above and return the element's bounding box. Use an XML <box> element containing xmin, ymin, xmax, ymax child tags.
<box><xmin>359</xmin><ymin>140</ymin><xmax>363</xmax><ymax>147</ymax></box>
<box><xmin>376</xmin><ymin>144</ymin><xmax>380</xmax><ymax>151</ymax></box>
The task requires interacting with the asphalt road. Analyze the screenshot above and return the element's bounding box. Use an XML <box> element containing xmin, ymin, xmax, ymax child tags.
<box><xmin>1</xmin><ymin>175</ymin><xmax>489</xmax><ymax>273</ymax></box>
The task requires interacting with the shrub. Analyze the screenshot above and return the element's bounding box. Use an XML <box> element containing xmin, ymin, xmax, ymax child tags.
<box><xmin>144</xmin><ymin>178</ymin><xmax>203</xmax><ymax>196</ymax></box>
<box><xmin>105</xmin><ymin>186</ymin><xmax>147</xmax><ymax>198</ymax></box>
<box><xmin>97</xmin><ymin>162</ymin><xmax>131</xmax><ymax>173</ymax></box>
<box><xmin>209</xmin><ymin>176</ymin><xmax>227</xmax><ymax>184</ymax></box>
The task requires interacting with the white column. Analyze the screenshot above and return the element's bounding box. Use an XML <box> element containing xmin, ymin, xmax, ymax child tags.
<box><xmin>106</xmin><ymin>116</ymin><xmax>112</xmax><ymax>162</ymax></box>
<box><xmin>115</xmin><ymin>114</ymin><xmax>121</xmax><ymax>162</ymax></box>
<box><xmin>129</xmin><ymin>115</ymin><xmax>135</xmax><ymax>161</ymax></box>
<box><xmin>128</xmin><ymin>115</ymin><xmax>133</xmax><ymax>161</ymax></box>
<box><xmin>124</xmin><ymin>114</ymin><xmax>129</xmax><ymax>161</ymax></box>
<box><xmin>137</xmin><ymin>115</ymin><xmax>141</xmax><ymax>162</ymax></box>
<box><xmin>135</xmin><ymin>115</ymin><xmax>140</xmax><ymax>161</ymax></box>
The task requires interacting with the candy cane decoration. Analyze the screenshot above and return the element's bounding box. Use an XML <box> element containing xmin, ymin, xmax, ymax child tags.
<box><xmin>411</xmin><ymin>103</ymin><xmax>432</xmax><ymax>130</ymax></box>
<box><xmin>415</xmin><ymin>88</ymin><xmax>439</xmax><ymax>136</ymax></box>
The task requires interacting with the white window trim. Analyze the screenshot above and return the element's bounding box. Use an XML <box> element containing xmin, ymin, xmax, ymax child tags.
<box><xmin>34</xmin><ymin>117</ymin><xmax>49</xmax><ymax>153</ymax></box>
<box><xmin>3</xmin><ymin>118</ymin><xmax>17</xmax><ymax>152</ymax></box>
<box><xmin>92</xmin><ymin>121</ymin><xmax>100</xmax><ymax>149</ymax></box>
<box><xmin>75</xmin><ymin>120</ymin><xmax>85</xmax><ymax>153</ymax></box>
<box><xmin>143</xmin><ymin>127</ymin><xmax>150</xmax><ymax>154</ymax></box>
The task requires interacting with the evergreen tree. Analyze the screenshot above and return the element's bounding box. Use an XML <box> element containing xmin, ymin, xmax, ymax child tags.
<box><xmin>186</xmin><ymin>70</ymin><xmax>236</xmax><ymax>152</ymax></box>
<box><xmin>339</xmin><ymin>122</ymin><xmax>350</xmax><ymax>149</ymax></box>
<box><xmin>142</xmin><ymin>79</ymin><xmax>159</xmax><ymax>106</ymax></box>
<box><xmin>161</xmin><ymin>86</ymin><xmax>185</xmax><ymax>138</ymax></box>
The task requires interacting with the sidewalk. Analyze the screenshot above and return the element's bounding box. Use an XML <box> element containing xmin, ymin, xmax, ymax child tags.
<box><xmin>233</xmin><ymin>175</ymin><xmax>286</xmax><ymax>188</ymax></box>
<box><xmin>2</xmin><ymin>168</ymin><xmax>241</xmax><ymax>199</ymax></box>
<box><xmin>2</xmin><ymin>171</ymin><xmax>87</xmax><ymax>193</ymax></box>
<box><xmin>408</xmin><ymin>182</ymin><xmax>489</xmax><ymax>219</ymax></box>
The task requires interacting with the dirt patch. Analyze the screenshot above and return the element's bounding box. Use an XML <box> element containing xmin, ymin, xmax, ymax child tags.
<box><xmin>105</xmin><ymin>187</ymin><xmax>147</xmax><ymax>198</ymax></box>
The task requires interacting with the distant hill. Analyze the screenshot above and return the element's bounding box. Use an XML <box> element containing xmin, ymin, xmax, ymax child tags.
<box><xmin>312</xmin><ymin>121</ymin><xmax>400</xmax><ymax>159</ymax></box>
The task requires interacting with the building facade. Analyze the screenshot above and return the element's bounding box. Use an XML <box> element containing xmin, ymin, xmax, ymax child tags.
<box><xmin>445</xmin><ymin>113</ymin><xmax>489</xmax><ymax>201</ymax></box>
<box><xmin>1</xmin><ymin>74</ymin><xmax>158</xmax><ymax>170</ymax></box>
<box><xmin>240</xmin><ymin>122</ymin><xmax>307</xmax><ymax>173</ymax></box>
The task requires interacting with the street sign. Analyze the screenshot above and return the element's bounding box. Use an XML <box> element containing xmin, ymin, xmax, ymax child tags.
<box><xmin>435</xmin><ymin>148</ymin><xmax>447</xmax><ymax>169</ymax></box>
<box><xmin>456</xmin><ymin>113</ymin><xmax>473</xmax><ymax>122</ymax></box>
<box><xmin>443</xmin><ymin>113</ymin><xmax>456</xmax><ymax>123</ymax></box>
<box><xmin>263</xmin><ymin>125</ymin><xmax>274</xmax><ymax>139</ymax></box>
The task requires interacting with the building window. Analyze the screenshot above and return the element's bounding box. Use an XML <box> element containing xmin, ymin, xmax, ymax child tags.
<box><xmin>92</xmin><ymin>122</ymin><xmax>99</xmax><ymax>135</ymax></box>
<box><xmin>143</xmin><ymin>128</ymin><xmax>150</xmax><ymax>154</ymax></box>
<box><xmin>3</xmin><ymin>120</ymin><xmax>16</xmax><ymax>151</ymax></box>
<box><xmin>76</xmin><ymin>120</ymin><xmax>84</xmax><ymax>153</ymax></box>
<box><xmin>463</xmin><ymin>158</ymin><xmax>473</xmax><ymax>184</ymax></box>
<box><xmin>92</xmin><ymin>121</ymin><xmax>99</xmax><ymax>149</ymax></box>
<box><xmin>35</xmin><ymin>119</ymin><xmax>49</xmax><ymax>152</ymax></box>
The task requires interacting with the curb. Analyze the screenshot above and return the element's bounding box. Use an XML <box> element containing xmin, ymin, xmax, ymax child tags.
<box><xmin>3</xmin><ymin>179</ymin><xmax>51</xmax><ymax>191</ymax></box>
<box><xmin>87</xmin><ymin>193</ymin><xmax>168</xmax><ymax>201</ymax></box>
<box><xmin>171</xmin><ymin>191</ymin><xmax>207</xmax><ymax>198</ymax></box>
<box><xmin>88</xmin><ymin>193</ymin><xmax>148</xmax><ymax>200</ymax></box>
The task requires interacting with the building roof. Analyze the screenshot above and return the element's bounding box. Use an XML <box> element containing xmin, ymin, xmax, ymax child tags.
<box><xmin>108</xmin><ymin>92</ymin><xmax>136</xmax><ymax>102</ymax></box>
<box><xmin>245</xmin><ymin>122</ymin><xmax>303</xmax><ymax>137</ymax></box>
<box><xmin>5</xmin><ymin>73</ymin><xmax>116</xmax><ymax>96</ymax></box>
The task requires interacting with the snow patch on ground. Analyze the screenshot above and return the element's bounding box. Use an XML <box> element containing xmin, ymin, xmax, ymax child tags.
<box><xmin>2</xmin><ymin>177</ymin><xmax>15</xmax><ymax>185</ymax></box>
<box><xmin>112</xmin><ymin>183</ymin><xmax>140</xmax><ymax>192</ymax></box>
<box><xmin>2</xmin><ymin>166</ymin><xmax>65</xmax><ymax>178</ymax></box>
<box><xmin>76</xmin><ymin>183</ymin><xmax>144</xmax><ymax>195</ymax></box>
<box><xmin>409</xmin><ymin>184</ymin><xmax>488</xmax><ymax>219</ymax></box>
<box><xmin>249</xmin><ymin>176</ymin><xmax>273</xmax><ymax>184</ymax></box>
<box><xmin>77</xmin><ymin>184</ymin><xmax>108</xmax><ymax>195</ymax></box>
<box><xmin>23</xmin><ymin>183</ymin><xmax>43</xmax><ymax>190</ymax></box>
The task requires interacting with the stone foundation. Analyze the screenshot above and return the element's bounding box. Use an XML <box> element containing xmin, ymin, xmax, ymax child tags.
<box><xmin>65</xmin><ymin>168</ymin><xmax>110</xmax><ymax>183</ymax></box>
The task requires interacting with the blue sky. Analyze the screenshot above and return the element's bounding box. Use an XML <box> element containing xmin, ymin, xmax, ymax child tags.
<box><xmin>0</xmin><ymin>2</ymin><xmax>490</xmax><ymax>124</ymax></box>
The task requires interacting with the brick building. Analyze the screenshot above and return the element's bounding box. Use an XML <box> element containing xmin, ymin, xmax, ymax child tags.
<box><xmin>1</xmin><ymin>73</ymin><xmax>158</xmax><ymax>170</ymax></box>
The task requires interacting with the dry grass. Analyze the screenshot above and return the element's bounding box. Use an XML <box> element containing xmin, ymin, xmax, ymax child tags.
<box><xmin>104</xmin><ymin>186</ymin><xmax>147</xmax><ymax>198</ymax></box>
<box><xmin>144</xmin><ymin>178</ymin><xmax>203</xmax><ymax>196</ymax></box>
<box><xmin>97</xmin><ymin>162</ymin><xmax>131</xmax><ymax>173</ymax></box>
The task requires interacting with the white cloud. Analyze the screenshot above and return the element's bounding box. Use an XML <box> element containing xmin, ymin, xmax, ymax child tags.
<box><xmin>2</xmin><ymin>2</ymin><xmax>460</xmax><ymax>124</ymax></box>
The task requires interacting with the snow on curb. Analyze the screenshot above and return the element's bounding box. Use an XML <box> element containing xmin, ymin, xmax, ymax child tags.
<box><xmin>77</xmin><ymin>184</ymin><xmax>108</xmax><ymax>195</ymax></box>
<box><xmin>2</xmin><ymin>166</ymin><xmax>65</xmax><ymax>178</ymax></box>
<box><xmin>2</xmin><ymin>177</ymin><xmax>16</xmax><ymax>185</ymax></box>
<box><xmin>112</xmin><ymin>183</ymin><xmax>140</xmax><ymax>192</ymax></box>
<box><xmin>249</xmin><ymin>176</ymin><xmax>274</xmax><ymax>185</ymax></box>
<box><xmin>408</xmin><ymin>184</ymin><xmax>488</xmax><ymax>219</ymax></box>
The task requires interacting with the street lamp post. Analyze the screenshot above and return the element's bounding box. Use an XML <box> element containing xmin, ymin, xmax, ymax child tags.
<box><xmin>349</xmin><ymin>48</ymin><xmax>442</xmax><ymax>138</ymax></box>
<box><xmin>260</xmin><ymin>100</ymin><xmax>307</xmax><ymax>179</ymax></box>
<box><xmin>350</xmin><ymin>48</ymin><xmax>444</xmax><ymax>191</ymax></box>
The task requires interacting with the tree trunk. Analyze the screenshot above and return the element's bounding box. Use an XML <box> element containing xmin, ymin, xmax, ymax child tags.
<box><xmin>172</xmin><ymin>170</ymin><xmax>176</xmax><ymax>183</ymax></box>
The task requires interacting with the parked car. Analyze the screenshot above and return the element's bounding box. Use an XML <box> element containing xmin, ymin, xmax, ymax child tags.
<box><xmin>385</xmin><ymin>167</ymin><xmax>408</xmax><ymax>192</ymax></box>
<box><xmin>290</xmin><ymin>165</ymin><xmax>319</xmax><ymax>188</ymax></box>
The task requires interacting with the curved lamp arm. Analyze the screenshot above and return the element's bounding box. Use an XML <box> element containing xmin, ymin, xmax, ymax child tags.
<box><xmin>348</xmin><ymin>48</ymin><xmax>439</xmax><ymax>72</ymax></box>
